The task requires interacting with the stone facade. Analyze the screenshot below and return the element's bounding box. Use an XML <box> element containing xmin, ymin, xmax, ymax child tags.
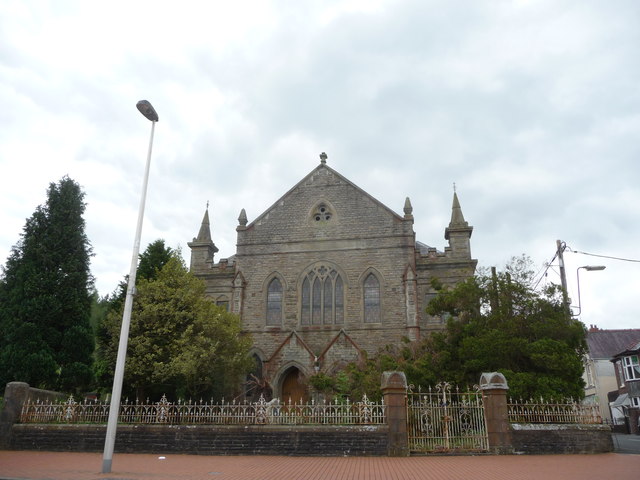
<box><xmin>189</xmin><ymin>154</ymin><xmax>476</xmax><ymax>399</ymax></box>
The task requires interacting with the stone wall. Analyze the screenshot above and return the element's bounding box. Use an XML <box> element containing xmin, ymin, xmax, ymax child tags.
<box><xmin>10</xmin><ymin>424</ymin><xmax>389</xmax><ymax>456</ymax></box>
<box><xmin>510</xmin><ymin>424</ymin><xmax>613</xmax><ymax>454</ymax></box>
<box><xmin>2</xmin><ymin>374</ymin><xmax>615</xmax><ymax>456</ymax></box>
<box><xmin>0</xmin><ymin>382</ymin><xmax>66</xmax><ymax>449</ymax></box>
<box><xmin>5</xmin><ymin>419</ymin><xmax>616</xmax><ymax>457</ymax></box>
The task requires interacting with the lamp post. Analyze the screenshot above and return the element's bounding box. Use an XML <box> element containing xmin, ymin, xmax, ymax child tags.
<box><xmin>102</xmin><ymin>100</ymin><xmax>159</xmax><ymax>474</ymax></box>
<box><xmin>573</xmin><ymin>265</ymin><xmax>606</xmax><ymax>316</ymax></box>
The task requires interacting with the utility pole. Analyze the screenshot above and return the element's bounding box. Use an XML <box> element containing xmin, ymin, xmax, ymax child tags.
<box><xmin>556</xmin><ymin>239</ymin><xmax>571</xmax><ymax>316</ymax></box>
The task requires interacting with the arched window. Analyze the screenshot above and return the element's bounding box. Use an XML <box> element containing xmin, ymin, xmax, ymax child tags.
<box><xmin>335</xmin><ymin>275</ymin><xmax>344</xmax><ymax>322</ymax></box>
<box><xmin>364</xmin><ymin>273</ymin><xmax>380</xmax><ymax>323</ymax></box>
<box><xmin>301</xmin><ymin>277</ymin><xmax>310</xmax><ymax>323</ymax></box>
<box><xmin>301</xmin><ymin>265</ymin><xmax>344</xmax><ymax>325</ymax></box>
<box><xmin>216</xmin><ymin>295</ymin><xmax>230</xmax><ymax>311</ymax></box>
<box><xmin>266</xmin><ymin>278</ymin><xmax>283</xmax><ymax>325</ymax></box>
<box><xmin>312</xmin><ymin>277</ymin><xmax>322</xmax><ymax>324</ymax></box>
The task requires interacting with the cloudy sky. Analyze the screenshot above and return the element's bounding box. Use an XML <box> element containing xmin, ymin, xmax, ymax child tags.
<box><xmin>1</xmin><ymin>0</ymin><xmax>638</xmax><ymax>330</ymax></box>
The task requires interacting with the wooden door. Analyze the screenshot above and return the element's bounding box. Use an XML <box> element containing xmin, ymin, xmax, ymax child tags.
<box><xmin>281</xmin><ymin>368</ymin><xmax>308</xmax><ymax>403</ymax></box>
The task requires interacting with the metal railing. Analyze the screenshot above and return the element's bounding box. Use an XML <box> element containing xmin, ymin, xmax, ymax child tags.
<box><xmin>19</xmin><ymin>393</ymin><xmax>385</xmax><ymax>426</ymax></box>
<box><xmin>407</xmin><ymin>383</ymin><xmax>489</xmax><ymax>453</ymax></box>
<box><xmin>508</xmin><ymin>398</ymin><xmax>602</xmax><ymax>424</ymax></box>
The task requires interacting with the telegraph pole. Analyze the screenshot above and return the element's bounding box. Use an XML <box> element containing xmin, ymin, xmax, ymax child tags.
<box><xmin>556</xmin><ymin>239</ymin><xmax>571</xmax><ymax>316</ymax></box>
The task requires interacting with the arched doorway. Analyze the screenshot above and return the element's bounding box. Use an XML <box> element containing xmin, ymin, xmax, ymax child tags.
<box><xmin>245</xmin><ymin>354</ymin><xmax>272</xmax><ymax>402</ymax></box>
<box><xmin>280</xmin><ymin>367</ymin><xmax>309</xmax><ymax>404</ymax></box>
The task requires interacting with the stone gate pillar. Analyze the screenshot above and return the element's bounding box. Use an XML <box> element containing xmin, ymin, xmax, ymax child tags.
<box><xmin>0</xmin><ymin>382</ymin><xmax>30</xmax><ymax>448</ymax></box>
<box><xmin>381</xmin><ymin>371</ymin><xmax>409</xmax><ymax>456</ymax></box>
<box><xmin>479</xmin><ymin>372</ymin><xmax>512</xmax><ymax>454</ymax></box>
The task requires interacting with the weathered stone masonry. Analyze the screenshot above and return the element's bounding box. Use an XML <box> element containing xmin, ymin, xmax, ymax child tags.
<box><xmin>189</xmin><ymin>155</ymin><xmax>477</xmax><ymax>398</ymax></box>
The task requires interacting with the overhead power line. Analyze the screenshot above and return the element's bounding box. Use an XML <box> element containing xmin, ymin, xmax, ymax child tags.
<box><xmin>532</xmin><ymin>251</ymin><xmax>558</xmax><ymax>290</ymax></box>
<box><xmin>518</xmin><ymin>242</ymin><xmax>637</xmax><ymax>293</ymax></box>
<box><xmin>566</xmin><ymin>247</ymin><xmax>640</xmax><ymax>264</ymax></box>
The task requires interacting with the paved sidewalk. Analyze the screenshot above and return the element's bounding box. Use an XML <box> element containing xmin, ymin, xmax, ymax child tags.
<box><xmin>0</xmin><ymin>451</ymin><xmax>639</xmax><ymax>480</ymax></box>
<box><xmin>613</xmin><ymin>433</ymin><xmax>640</xmax><ymax>454</ymax></box>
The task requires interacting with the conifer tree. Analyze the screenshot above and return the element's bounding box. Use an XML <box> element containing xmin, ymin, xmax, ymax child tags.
<box><xmin>137</xmin><ymin>239</ymin><xmax>174</xmax><ymax>283</ymax></box>
<box><xmin>0</xmin><ymin>176</ymin><xmax>94</xmax><ymax>392</ymax></box>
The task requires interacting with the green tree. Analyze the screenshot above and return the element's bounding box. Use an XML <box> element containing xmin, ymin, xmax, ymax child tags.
<box><xmin>99</xmin><ymin>255</ymin><xmax>252</xmax><ymax>400</ymax></box>
<box><xmin>103</xmin><ymin>239</ymin><xmax>174</xmax><ymax>311</ymax></box>
<box><xmin>323</xmin><ymin>256</ymin><xmax>587</xmax><ymax>400</ymax></box>
<box><xmin>0</xmin><ymin>177</ymin><xmax>94</xmax><ymax>392</ymax></box>
<box><xmin>137</xmin><ymin>239</ymin><xmax>174</xmax><ymax>283</ymax></box>
<box><xmin>92</xmin><ymin>239</ymin><xmax>176</xmax><ymax>388</ymax></box>
<box><xmin>422</xmin><ymin>256</ymin><xmax>587</xmax><ymax>399</ymax></box>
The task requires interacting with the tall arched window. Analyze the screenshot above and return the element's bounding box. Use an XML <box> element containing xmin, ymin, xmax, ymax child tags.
<box><xmin>335</xmin><ymin>275</ymin><xmax>344</xmax><ymax>322</ymax></box>
<box><xmin>301</xmin><ymin>265</ymin><xmax>344</xmax><ymax>325</ymax></box>
<box><xmin>266</xmin><ymin>278</ymin><xmax>283</xmax><ymax>325</ymax></box>
<box><xmin>364</xmin><ymin>273</ymin><xmax>380</xmax><ymax>323</ymax></box>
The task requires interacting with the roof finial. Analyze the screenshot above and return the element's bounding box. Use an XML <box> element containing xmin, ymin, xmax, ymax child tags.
<box><xmin>453</xmin><ymin>182</ymin><xmax>456</xmax><ymax>193</ymax></box>
<box><xmin>320</xmin><ymin>152</ymin><xmax>327</xmax><ymax>164</ymax></box>
<box><xmin>403</xmin><ymin>197</ymin><xmax>413</xmax><ymax>216</ymax></box>
<box><xmin>206</xmin><ymin>200</ymin><xmax>209</xmax><ymax>210</ymax></box>
<box><xmin>238</xmin><ymin>208</ymin><xmax>248</xmax><ymax>227</ymax></box>
<box><xmin>403</xmin><ymin>197</ymin><xmax>414</xmax><ymax>223</ymax></box>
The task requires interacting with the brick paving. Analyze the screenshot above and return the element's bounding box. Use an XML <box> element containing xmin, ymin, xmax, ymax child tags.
<box><xmin>0</xmin><ymin>451</ymin><xmax>639</xmax><ymax>480</ymax></box>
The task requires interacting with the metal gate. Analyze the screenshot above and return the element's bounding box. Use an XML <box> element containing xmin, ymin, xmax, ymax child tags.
<box><xmin>407</xmin><ymin>382</ymin><xmax>488</xmax><ymax>453</ymax></box>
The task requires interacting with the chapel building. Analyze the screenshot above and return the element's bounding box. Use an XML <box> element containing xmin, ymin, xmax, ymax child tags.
<box><xmin>188</xmin><ymin>153</ymin><xmax>476</xmax><ymax>401</ymax></box>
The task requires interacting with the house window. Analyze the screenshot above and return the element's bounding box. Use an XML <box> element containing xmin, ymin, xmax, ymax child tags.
<box><xmin>623</xmin><ymin>355</ymin><xmax>640</xmax><ymax>381</ymax></box>
<box><xmin>364</xmin><ymin>273</ymin><xmax>381</xmax><ymax>323</ymax></box>
<box><xmin>301</xmin><ymin>266</ymin><xmax>344</xmax><ymax>325</ymax></box>
<box><xmin>632</xmin><ymin>397</ymin><xmax>640</xmax><ymax>408</ymax></box>
<box><xmin>584</xmin><ymin>361</ymin><xmax>594</xmax><ymax>388</ymax></box>
<box><xmin>266</xmin><ymin>278</ymin><xmax>283</xmax><ymax>325</ymax></box>
<box><xmin>617</xmin><ymin>361</ymin><xmax>625</xmax><ymax>387</ymax></box>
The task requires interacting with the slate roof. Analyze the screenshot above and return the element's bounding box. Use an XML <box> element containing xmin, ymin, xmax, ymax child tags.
<box><xmin>586</xmin><ymin>329</ymin><xmax>640</xmax><ymax>359</ymax></box>
<box><xmin>611</xmin><ymin>340</ymin><xmax>640</xmax><ymax>359</ymax></box>
<box><xmin>416</xmin><ymin>241</ymin><xmax>442</xmax><ymax>255</ymax></box>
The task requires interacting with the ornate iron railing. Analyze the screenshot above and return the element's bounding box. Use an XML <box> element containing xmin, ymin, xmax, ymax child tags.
<box><xmin>19</xmin><ymin>393</ymin><xmax>385</xmax><ymax>426</ymax></box>
<box><xmin>407</xmin><ymin>383</ymin><xmax>488</xmax><ymax>453</ymax></box>
<box><xmin>508</xmin><ymin>398</ymin><xmax>602</xmax><ymax>424</ymax></box>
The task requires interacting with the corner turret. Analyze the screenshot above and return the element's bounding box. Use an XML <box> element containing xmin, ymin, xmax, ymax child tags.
<box><xmin>444</xmin><ymin>192</ymin><xmax>473</xmax><ymax>258</ymax></box>
<box><xmin>188</xmin><ymin>207</ymin><xmax>219</xmax><ymax>271</ymax></box>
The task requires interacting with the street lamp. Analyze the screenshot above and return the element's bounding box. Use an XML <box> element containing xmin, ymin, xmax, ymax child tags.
<box><xmin>102</xmin><ymin>100</ymin><xmax>159</xmax><ymax>473</ymax></box>
<box><xmin>573</xmin><ymin>265</ymin><xmax>606</xmax><ymax>316</ymax></box>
